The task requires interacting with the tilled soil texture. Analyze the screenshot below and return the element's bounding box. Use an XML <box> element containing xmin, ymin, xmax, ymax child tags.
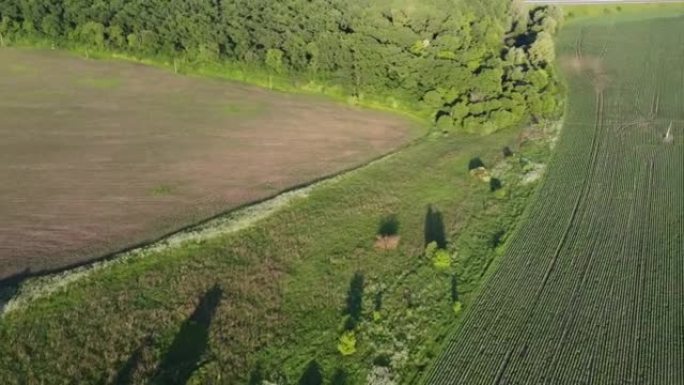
<box><xmin>0</xmin><ymin>48</ymin><xmax>418</xmax><ymax>281</ymax></box>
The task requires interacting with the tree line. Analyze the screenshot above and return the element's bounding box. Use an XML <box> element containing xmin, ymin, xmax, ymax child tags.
<box><xmin>0</xmin><ymin>0</ymin><xmax>564</xmax><ymax>133</ymax></box>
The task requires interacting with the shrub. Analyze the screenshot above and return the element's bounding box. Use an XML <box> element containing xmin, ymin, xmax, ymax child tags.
<box><xmin>424</xmin><ymin>241</ymin><xmax>438</xmax><ymax>260</ymax></box>
<box><xmin>452</xmin><ymin>301</ymin><xmax>463</xmax><ymax>316</ymax></box>
<box><xmin>298</xmin><ymin>360</ymin><xmax>323</xmax><ymax>385</ymax></box>
<box><xmin>377</xmin><ymin>215</ymin><xmax>399</xmax><ymax>237</ymax></box>
<box><xmin>490</xmin><ymin>178</ymin><xmax>503</xmax><ymax>192</ymax></box>
<box><xmin>433</xmin><ymin>249</ymin><xmax>452</xmax><ymax>270</ymax></box>
<box><xmin>337</xmin><ymin>331</ymin><xmax>357</xmax><ymax>356</ymax></box>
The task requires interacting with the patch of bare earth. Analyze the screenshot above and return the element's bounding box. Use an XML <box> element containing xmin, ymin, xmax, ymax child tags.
<box><xmin>559</xmin><ymin>54</ymin><xmax>609</xmax><ymax>92</ymax></box>
<box><xmin>0</xmin><ymin>48</ymin><xmax>419</xmax><ymax>280</ymax></box>
<box><xmin>374</xmin><ymin>235</ymin><xmax>400</xmax><ymax>251</ymax></box>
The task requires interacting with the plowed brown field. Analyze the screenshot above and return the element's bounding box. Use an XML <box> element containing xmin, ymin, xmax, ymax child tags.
<box><xmin>0</xmin><ymin>48</ymin><xmax>418</xmax><ymax>281</ymax></box>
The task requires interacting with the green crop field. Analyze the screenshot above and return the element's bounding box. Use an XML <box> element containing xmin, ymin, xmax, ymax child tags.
<box><xmin>4</xmin><ymin>2</ymin><xmax>683</xmax><ymax>385</ymax></box>
<box><xmin>423</xmin><ymin>9</ymin><xmax>684</xmax><ymax>385</ymax></box>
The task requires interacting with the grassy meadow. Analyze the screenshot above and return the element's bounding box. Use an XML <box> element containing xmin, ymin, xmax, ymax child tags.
<box><xmin>0</xmin><ymin>118</ymin><xmax>555</xmax><ymax>384</ymax></box>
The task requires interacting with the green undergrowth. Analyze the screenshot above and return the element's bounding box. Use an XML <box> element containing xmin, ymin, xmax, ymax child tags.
<box><xmin>0</xmin><ymin>122</ymin><xmax>556</xmax><ymax>384</ymax></box>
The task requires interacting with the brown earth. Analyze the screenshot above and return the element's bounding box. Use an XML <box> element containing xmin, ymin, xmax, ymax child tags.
<box><xmin>0</xmin><ymin>48</ymin><xmax>419</xmax><ymax>281</ymax></box>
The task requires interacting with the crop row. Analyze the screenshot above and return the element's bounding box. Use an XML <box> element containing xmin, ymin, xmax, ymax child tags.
<box><xmin>424</xmin><ymin>14</ymin><xmax>684</xmax><ymax>385</ymax></box>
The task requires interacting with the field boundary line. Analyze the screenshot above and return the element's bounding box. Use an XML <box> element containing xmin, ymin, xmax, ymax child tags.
<box><xmin>0</xmin><ymin>135</ymin><xmax>425</xmax><ymax>316</ymax></box>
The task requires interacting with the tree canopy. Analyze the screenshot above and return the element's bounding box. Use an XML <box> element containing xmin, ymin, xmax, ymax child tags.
<box><xmin>0</xmin><ymin>0</ymin><xmax>564</xmax><ymax>133</ymax></box>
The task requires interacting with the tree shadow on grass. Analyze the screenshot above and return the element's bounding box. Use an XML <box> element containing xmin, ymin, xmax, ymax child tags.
<box><xmin>151</xmin><ymin>285</ymin><xmax>223</xmax><ymax>385</ymax></box>
<box><xmin>344</xmin><ymin>272</ymin><xmax>364</xmax><ymax>330</ymax></box>
<box><xmin>112</xmin><ymin>336</ymin><xmax>155</xmax><ymax>385</ymax></box>
<box><xmin>330</xmin><ymin>368</ymin><xmax>348</xmax><ymax>385</ymax></box>
<box><xmin>468</xmin><ymin>157</ymin><xmax>485</xmax><ymax>170</ymax></box>
<box><xmin>424</xmin><ymin>205</ymin><xmax>446</xmax><ymax>249</ymax></box>
<box><xmin>0</xmin><ymin>268</ymin><xmax>30</xmax><ymax>312</ymax></box>
<box><xmin>299</xmin><ymin>360</ymin><xmax>323</xmax><ymax>385</ymax></box>
<box><xmin>377</xmin><ymin>215</ymin><xmax>399</xmax><ymax>237</ymax></box>
<box><xmin>451</xmin><ymin>274</ymin><xmax>459</xmax><ymax>303</ymax></box>
<box><xmin>490</xmin><ymin>177</ymin><xmax>503</xmax><ymax>192</ymax></box>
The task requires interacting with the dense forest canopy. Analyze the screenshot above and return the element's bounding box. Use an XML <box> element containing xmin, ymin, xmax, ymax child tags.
<box><xmin>0</xmin><ymin>0</ymin><xmax>563</xmax><ymax>133</ymax></box>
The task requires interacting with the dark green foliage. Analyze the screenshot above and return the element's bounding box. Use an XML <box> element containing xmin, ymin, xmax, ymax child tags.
<box><xmin>0</xmin><ymin>0</ymin><xmax>563</xmax><ymax>134</ymax></box>
<box><xmin>330</xmin><ymin>368</ymin><xmax>348</xmax><ymax>385</ymax></box>
<box><xmin>490</xmin><ymin>177</ymin><xmax>503</xmax><ymax>192</ymax></box>
<box><xmin>374</xmin><ymin>290</ymin><xmax>383</xmax><ymax>312</ymax></box>
<box><xmin>377</xmin><ymin>214</ymin><xmax>399</xmax><ymax>237</ymax></box>
<box><xmin>373</xmin><ymin>353</ymin><xmax>392</xmax><ymax>367</ymax></box>
<box><xmin>468</xmin><ymin>157</ymin><xmax>485</xmax><ymax>170</ymax></box>
<box><xmin>450</xmin><ymin>274</ymin><xmax>459</xmax><ymax>303</ymax></box>
<box><xmin>247</xmin><ymin>362</ymin><xmax>264</xmax><ymax>385</ymax></box>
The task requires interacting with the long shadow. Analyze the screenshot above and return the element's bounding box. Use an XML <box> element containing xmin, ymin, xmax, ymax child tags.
<box><xmin>112</xmin><ymin>336</ymin><xmax>155</xmax><ymax>385</ymax></box>
<box><xmin>152</xmin><ymin>285</ymin><xmax>223</xmax><ymax>385</ymax></box>
<box><xmin>345</xmin><ymin>272</ymin><xmax>364</xmax><ymax>330</ymax></box>
<box><xmin>424</xmin><ymin>205</ymin><xmax>446</xmax><ymax>249</ymax></box>
<box><xmin>298</xmin><ymin>360</ymin><xmax>323</xmax><ymax>385</ymax></box>
<box><xmin>330</xmin><ymin>368</ymin><xmax>348</xmax><ymax>385</ymax></box>
<box><xmin>468</xmin><ymin>157</ymin><xmax>485</xmax><ymax>170</ymax></box>
<box><xmin>0</xmin><ymin>268</ymin><xmax>30</xmax><ymax>311</ymax></box>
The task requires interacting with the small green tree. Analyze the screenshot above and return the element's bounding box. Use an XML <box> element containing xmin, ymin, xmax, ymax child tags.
<box><xmin>107</xmin><ymin>25</ymin><xmax>126</xmax><ymax>49</ymax></box>
<box><xmin>337</xmin><ymin>331</ymin><xmax>357</xmax><ymax>356</ymax></box>
<box><xmin>40</xmin><ymin>15</ymin><xmax>61</xmax><ymax>39</ymax></box>
<box><xmin>265</xmin><ymin>48</ymin><xmax>284</xmax><ymax>88</ymax></box>
<box><xmin>126</xmin><ymin>33</ymin><xmax>139</xmax><ymax>51</ymax></box>
<box><xmin>140</xmin><ymin>30</ymin><xmax>159</xmax><ymax>54</ymax></box>
<box><xmin>433</xmin><ymin>249</ymin><xmax>451</xmax><ymax>269</ymax></box>
<box><xmin>452</xmin><ymin>301</ymin><xmax>463</xmax><ymax>316</ymax></box>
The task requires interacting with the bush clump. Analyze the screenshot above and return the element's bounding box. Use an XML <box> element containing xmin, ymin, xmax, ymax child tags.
<box><xmin>337</xmin><ymin>331</ymin><xmax>357</xmax><ymax>356</ymax></box>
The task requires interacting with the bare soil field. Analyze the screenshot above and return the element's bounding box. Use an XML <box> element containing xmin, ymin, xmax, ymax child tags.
<box><xmin>0</xmin><ymin>48</ymin><xmax>418</xmax><ymax>281</ymax></box>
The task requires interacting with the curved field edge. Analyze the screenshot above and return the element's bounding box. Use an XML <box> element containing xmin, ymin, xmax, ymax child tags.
<box><xmin>0</xmin><ymin>120</ymin><xmax>557</xmax><ymax>384</ymax></box>
<box><xmin>421</xmin><ymin>8</ymin><xmax>684</xmax><ymax>385</ymax></box>
<box><xmin>0</xmin><ymin>132</ymin><xmax>421</xmax><ymax>315</ymax></box>
<box><xmin>0</xmin><ymin>47</ymin><xmax>425</xmax><ymax>282</ymax></box>
<box><xmin>2</xmin><ymin>40</ymin><xmax>429</xmax><ymax>125</ymax></box>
